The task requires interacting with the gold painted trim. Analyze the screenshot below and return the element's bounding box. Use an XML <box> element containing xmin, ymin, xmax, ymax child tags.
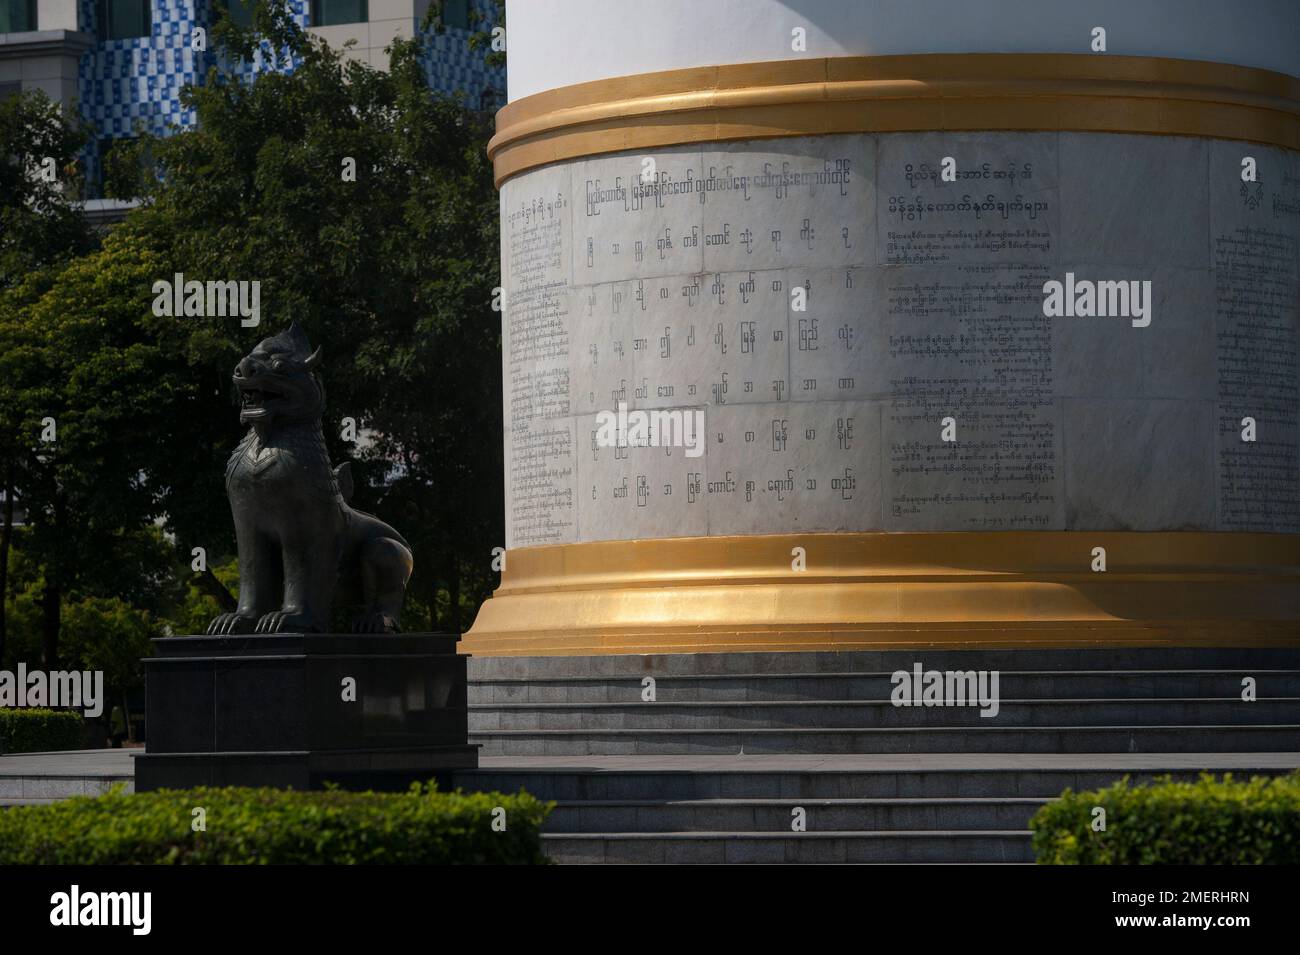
<box><xmin>461</xmin><ymin>532</ymin><xmax>1300</xmax><ymax>656</ymax></box>
<box><xmin>489</xmin><ymin>53</ymin><xmax>1300</xmax><ymax>186</ymax></box>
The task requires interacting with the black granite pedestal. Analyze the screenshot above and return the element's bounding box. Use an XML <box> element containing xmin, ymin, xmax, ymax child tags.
<box><xmin>135</xmin><ymin>633</ymin><xmax>477</xmax><ymax>792</ymax></box>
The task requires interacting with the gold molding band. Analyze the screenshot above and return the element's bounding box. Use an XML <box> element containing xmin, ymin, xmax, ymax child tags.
<box><xmin>460</xmin><ymin>532</ymin><xmax>1300</xmax><ymax>656</ymax></box>
<box><xmin>488</xmin><ymin>53</ymin><xmax>1300</xmax><ymax>187</ymax></box>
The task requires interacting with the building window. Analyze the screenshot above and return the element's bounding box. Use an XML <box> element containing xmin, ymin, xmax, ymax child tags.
<box><xmin>442</xmin><ymin>0</ymin><xmax>469</xmax><ymax>29</ymax></box>
<box><xmin>311</xmin><ymin>0</ymin><xmax>366</xmax><ymax>26</ymax></box>
<box><xmin>98</xmin><ymin>0</ymin><xmax>151</xmax><ymax>40</ymax></box>
<box><xmin>0</xmin><ymin>0</ymin><xmax>37</xmax><ymax>32</ymax></box>
<box><xmin>217</xmin><ymin>0</ymin><xmax>255</xmax><ymax>28</ymax></box>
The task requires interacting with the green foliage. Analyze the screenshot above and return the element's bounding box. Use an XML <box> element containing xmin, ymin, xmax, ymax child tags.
<box><xmin>423</xmin><ymin>0</ymin><xmax>506</xmax><ymax>69</ymax></box>
<box><xmin>168</xmin><ymin>556</ymin><xmax>240</xmax><ymax>636</ymax></box>
<box><xmin>105</xmin><ymin>12</ymin><xmax>504</xmax><ymax>632</ymax></box>
<box><xmin>1</xmin><ymin>524</ymin><xmax>197</xmax><ymax>671</ymax></box>
<box><xmin>0</xmin><ymin>89</ymin><xmax>93</xmax><ymax>291</ymax></box>
<box><xmin>0</xmin><ymin>231</ymin><xmax>205</xmax><ymax>665</ymax></box>
<box><xmin>0</xmin><ymin>596</ymin><xmax>41</xmax><ymax>670</ymax></box>
<box><xmin>1</xmin><ymin>6</ymin><xmax>503</xmax><ymax>677</ymax></box>
<box><xmin>0</xmin><ymin>783</ymin><xmax>553</xmax><ymax>864</ymax></box>
<box><xmin>0</xmin><ymin>88</ymin><xmax>96</xmax><ymax>666</ymax></box>
<box><xmin>59</xmin><ymin>595</ymin><xmax>158</xmax><ymax>713</ymax></box>
<box><xmin>0</xmin><ymin>708</ymin><xmax>85</xmax><ymax>754</ymax></box>
<box><xmin>1031</xmin><ymin>772</ymin><xmax>1300</xmax><ymax>864</ymax></box>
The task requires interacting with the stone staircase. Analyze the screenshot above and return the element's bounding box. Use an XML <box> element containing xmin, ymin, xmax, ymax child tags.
<box><xmin>456</xmin><ymin>647</ymin><xmax>1300</xmax><ymax>863</ymax></box>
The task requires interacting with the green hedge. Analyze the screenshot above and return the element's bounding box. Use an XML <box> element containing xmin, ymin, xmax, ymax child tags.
<box><xmin>0</xmin><ymin>783</ymin><xmax>553</xmax><ymax>864</ymax></box>
<box><xmin>1031</xmin><ymin>772</ymin><xmax>1300</xmax><ymax>864</ymax></box>
<box><xmin>0</xmin><ymin>708</ymin><xmax>85</xmax><ymax>754</ymax></box>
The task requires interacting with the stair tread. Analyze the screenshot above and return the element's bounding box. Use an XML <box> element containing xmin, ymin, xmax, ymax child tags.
<box><xmin>472</xmin><ymin>723</ymin><xmax>1300</xmax><ymax>734</ymax></box>
<box><xmin>543</xmin><ymin>830</ymin><xmax>1032</xmax><ymax>840</ymax></box>
<box><xmin>465</xmin><ymin>752</ymin><xmax>1300</xmax><ymax>771</ymax></box>
<box><xmin>471</xmin><ymin>697</ymin><xmax>1298</xmax><ymax>707</ymax></box>
<box><xmin>473</xmin><ymin>668</ymin><xmax>1300</xmax><ymax>683</ymax></box>
<box><xmin>474</xmin><ymin>649</ymin><xmax>1300</xmax><ymax>862</ymax></box>
<box><xmin>552</xmin><ymin>797</ymin><xmax>1052</xmax><ymax>806</ymax></box>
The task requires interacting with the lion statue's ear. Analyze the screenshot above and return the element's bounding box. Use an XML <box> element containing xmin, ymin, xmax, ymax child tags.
<box><xmin>304</xmin><ymin>346</ymin><xmax>323</xmax><ymax>370</ymax></box>
<box><xmin>266</xmin><ymin>320</ymin><xmax>315</xmax><ymax>361</ymax></box>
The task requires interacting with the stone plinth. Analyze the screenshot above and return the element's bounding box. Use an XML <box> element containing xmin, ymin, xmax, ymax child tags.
<box><xmin>135</xmin><ymin>634</ymin><xmax>477</xmax><ymax>791</ymax></box>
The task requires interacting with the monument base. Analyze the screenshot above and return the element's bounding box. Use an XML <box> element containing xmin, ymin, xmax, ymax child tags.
<box><xmin>463</xmin><ymin>532</ymin><xmax>1300</xmax><ymax>655</ymax></box>
<box><xmin>136</xmin><ymin>633</ymin><xmax>478</xmax><ymax>792</ymax></box>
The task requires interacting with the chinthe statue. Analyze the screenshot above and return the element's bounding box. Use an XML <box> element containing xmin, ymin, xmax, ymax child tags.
<box><xmin>207</xmin><ymin>322</ymin><xmax>413</xmax><ymax>635</ymax></box>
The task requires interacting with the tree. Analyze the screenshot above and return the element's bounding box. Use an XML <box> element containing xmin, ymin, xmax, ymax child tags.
<box><xmin>0</xmin><ymin>89</ymin><xmax>94</xmax><ymax>664</ymax></box>
<box><xmin>108</xmin><ymin>5</ymin><xmax>504</xmax><ymax>631</ymax></box>
<box><xmin>60</xmin><ymin>596</ymin><xmax>158</xmax><ymax>741</ymax></box>
<box><xmin>1</xmin><ymin>2</ymin><xmax>504</xmax><ymax>683</ymax></box>
<box><xmin>0</xmin><ymin>233</ymin><xmax>194</xmax><ymax>665</ymax></box>
<box><xmin>0</xmin><ymin>89</ymin><xmax>92</xmax><ymax>289</ymax></box>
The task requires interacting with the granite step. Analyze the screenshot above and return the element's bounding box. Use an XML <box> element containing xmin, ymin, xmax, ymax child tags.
<box><xmin>455</xmin><ymin>762</ymin><xmax>1297</xmax><ymax>800</ymax></box>
<box><xmin>457</xmin><ymin>755</ymin><xmax>1300</xmax><ymax>862</ymax></box>
<box><xmin>540</xmin><ymin>830</ymin><xmax>1035</xmax><ymax>864</ymax></box>
<box><xmin>542</xmin><ymin>796</ymin><xmax>1049</xmax><ymax>832</ymax></box>
<box><xmin>469</xmin><ymin>698</ymin><xmax>1300</xmax><ymax>730</ymax></box>
<box><xmin>470</xmin><ymin>670</ymin><xmax>1300</xmax><ymax>703</ymax></box>
<box><xmin>467</xmin><ymin>648</ymin><xmax>1300</xmax><ymax>681</ymax></box>
<box><xmin>470</xmin><ymin>724</ymin><xmax>1300</xmax><ymax>756</ymax></box>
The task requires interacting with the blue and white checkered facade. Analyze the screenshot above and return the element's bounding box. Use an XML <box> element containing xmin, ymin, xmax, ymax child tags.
<box><xmin>75</xmin><ymin>0</ymin><xmax>504</xmax><ymax>192</ymax></box>
<box><xmin>419</xmin><ymin>8</ymin><xmax>502</xmax><ymax>107</ymax></box>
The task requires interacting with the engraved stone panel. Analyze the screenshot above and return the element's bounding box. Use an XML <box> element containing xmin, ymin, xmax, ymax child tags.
<box><xmin>878</xmin><ymin>264</ymin><xmax>1061</xmax><ymax>531</ymax></box>
<box><xmin>625</xmin><ymin>269</ymin><xmax>790</xmax><ymax>411</ymax></box>
<box><xmin>572</xmin><ymin>145</ymin><xmax>706</xmax><ymax>284</ymax></box>
<box><xmin>787</xmin><ymin>266</ymin><xmax>885</xmax><ymax>402</ymax></box>
<box><xmin>567</xmin><ymin>281</ymin><xmax>635</xmax><ymax>418</ymax></box>
<box><xmin>499</xmin><ymin>131</ymin><xmax>1300</xmax><ymax>545</ymax></box>
<box><xmin>704</xmin><ymin>400</ymin><xmax>882</xmax><ymax>535</ymax></box>
<box><xmin>501</xmin><ymin>164</ymin><xmax>577</xmax><ymax>547</ymax></box>
<box><xmin>701</xmin><ymin>135</ymin><xmax>875</xmax><ymax>273</ymax></box>
<box><xmin>1208</xmin><ymin>140</ymin><xmax>1300</xmax><ymax>532</ymax></box>
<box><xmin>1062</xmin><ymin>399</ymin><xmax>1215</xmax><ymax>530</ymax></box>
<box><xmin>1059</xmin><ymin>134</ymin><xmax>1209</xmax><ymax>269</ymax></box>
<box><xmin>876</xmin><ymin>133</ymin><xmax>1058</xmax><ymax>267</ymax></box>
<box><xmin>575</xmin><ymin>409</ymin><xmax>710</xmax><ymax>542</ymax></box>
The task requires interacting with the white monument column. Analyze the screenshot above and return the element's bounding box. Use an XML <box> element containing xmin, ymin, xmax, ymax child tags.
<box><xmin>463</xmin><ymin>0</ymin><xmax>1300</xmax><ymax>655</ymax></box>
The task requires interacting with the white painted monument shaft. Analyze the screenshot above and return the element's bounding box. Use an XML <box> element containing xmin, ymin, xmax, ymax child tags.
<box><xmin>465</xmin><ymin>0</ymin><xmax>1300</xmax><ymax>655</ymax></box>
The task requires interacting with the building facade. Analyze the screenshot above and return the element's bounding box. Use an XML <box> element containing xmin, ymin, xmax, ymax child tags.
<box><xmin>0</xmin><ymin>0</ymin><xmax>503</xmax><ymax>194</ymax></box>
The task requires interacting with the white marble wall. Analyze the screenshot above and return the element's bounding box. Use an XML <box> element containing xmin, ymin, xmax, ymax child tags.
<box><xmin>500</xmin><ymin>132</ymin><xmax>1300</xmax><ymax>547</ymax></box>
<box><xmin>505</xmin><ymin>0</ymin><xmax>1300</xmax><ymax>101</ymax></box>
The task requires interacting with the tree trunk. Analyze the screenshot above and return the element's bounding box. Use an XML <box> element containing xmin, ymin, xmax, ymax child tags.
<box><xmin>197</xmin><ymin>565</ymin><xmax>237</xmax><ymax>612</ymax></box>
<box><xmin>41</xmin><ymin>490</ymin><xmax>67</xmax><ymax>668</ymax></box>
<box><xmin>0</xmin><ymin>462</ymin><xmax>13</xmax><ymax>665</ymax></box>
<box><xmin>445</xmin><ymin>552</ymin><xmax>461</xmax><ymax>634</ymax></box>
<box><xmin>40</xmin><ymin>576</ymin><xmax>60</xmax><ymax>668</ymax></box>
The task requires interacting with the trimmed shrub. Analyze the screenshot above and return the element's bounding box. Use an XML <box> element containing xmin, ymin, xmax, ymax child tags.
<box><xmin>0</xmin><ymin>708</ymin><xmax>85</xmax><ymax>754</ymax></box>
<box><xmin>1031</xmin><ymin>772</ymin><xmax>1300</xmax><ymax>864</ymax></box>
<box><xmin>0</xmin><ymin>783</ymin><xmax>553</xmax><ymax>864</ymax></box>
